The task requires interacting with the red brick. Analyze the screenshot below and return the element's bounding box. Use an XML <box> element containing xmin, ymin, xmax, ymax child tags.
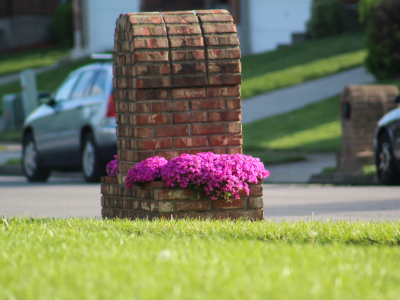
<box><xmin>204</xmin><ymin>36</ymin><xmax>240</xmax><ymax>46</ymax></box>
<box><xmin>194</xmin><ymin>211</ymin><xmax>230</xmax><ymax>220</ymax></box>
<box><xmin>153</xmin><ymin>101</ymin><xmax>188</xmax><ymax>112</ymax></box>
<box><xmin>121</xmin><ymin>66</ymin><xmax>133</xmax><ymax>76</ymax></box>
<box><xmin>227</xmin><ymin>147</ymin><xmax>242</xmax><ymax>154</ymax></box>
<box><xmin>249</xmin><ymin>185</ymin><xmax>263</xmax><ymax>196</ymax></box>
<box><xmin>172</xmin><ymin>76</ymin><xmax>207</xmax><ymax>88</ymax></box>
<box><xmin>167</xmin><ymin>24</ymin><xmax>201</xmax><ymax>35</ymax></box>
<box><xmin>141</xmin><ymin>201</ymin><xmax>174</xmax><ymax>212</ymax></box>
<box><xmin>134</xmin><ymin>51</ymin><xmax>169</xmax><ymax>62</ymax></box>
<box><xmin>134</xmin><ymin>77</ymin><xmax>171</xmax><ymax>89</ymax></box>
<box><xmin>190</xmin><ymin>148</ymin><xmax>225</xmax><ymax>155</ymax></box>
<box><xmin>110</xmin><ymin>184</ymin><xmax>119</xmax><ymax>196</ymax></box>
<box><xmin>174</xmin><ymin>112</ymin><xmax>207</xmax><ymax>123</ymax></box>
<box><xmin>207</xmin><ymin>86</ymin><xmax>240</xmax><ymax>98</ymax></box>
<box><xmin>155</xmin><ymin>150</ymin><xmax>188</xmax><ymax>160</ymax></box>
<box><xmin>118</xmin><ymin>185</ymin><xmax>127</xmax><ymax>197</ymax></box>
<box><xmin>134</xmin><ymin>128</ymin><xmax>153</xmax><ymax>139</ymax></box>
<box><xmin>248</xmin><ymin>197</ymin><xmax>264</xmax><ymax>209</ymax></box>
<box><xmin>190</xmin><ymin>99</ymin><xmax>223</xmax><ymax>110</ymax></box>
<box><xmin>136</xmin><ymin>89</ymin><xmax>169</xmax><ymax>100</ymax></box>
<box><xmin>155</xmin><ymin>125</ymin><xmax>189</xmax><ymax>137</ymax></box>
<box><xmin>227</xmin><ymin>123</ymin><xmax>242</xmax><ymax>134</ymax></box>
<box><xmin>131</xmin><ymin>25</ymin><xmax>167</xmax><ymax>36</ymax></box>
<box><xmin>212</xmin><ymin>199</ymin><xmax>244</xmax><ymax>210</ymax></box>
<box><xmin>129</xmin><ymin>15</ymin><xmax>164</xmax><ymax>24</ymax></box>
<box><xmin>209</xmin><ymin>135</ymin><xmax>242</xmax><ymax>146</ymax></box>
<box><xmin>163</xmin><ymin>14</ymin><xmax>198</xmax><ymax>24</ymax></box>
<box><xmin>133</xmin><ymin>38</ymin><xmax>169</xmax><ymax>49</ymax></box>
<box><xmin>208</xmin><ymin>62</ymin><xmax>241</xmax><ymax>74</ymax></box>
<box><xmin>113</xmin><ymin>197</ymin><xmax>123</xmax><ymax>208</ymax></box>
<box><xmin>209</xmin><ymin>74</ymin><xmax>242</xmax><ymax>86</ymax></box>
<box><xmin>209</xmin><ymin>111</ymin><xmax>241</xmax><ymax>122</ymax></box>
<box><xmin>101</xmin><ymin>184</ymin><xmax>110</xmax><ymax>195</ymax></box>
<box><xmin>143</xmin><ymin>181</ymin><xmax>166</xmax><ymax>188</ymax></box>
<box><xmin>192</xmin><ymin>124</ymin><xmax>225</xmax><ymax>135</ymax></box>
<box><xmin>208</xmin><ymin>49</ymin><xmax>241</xmax><ymax>60</ymax></box>
<box><xmin>172</xmin><ymin>88</ymin><xmax>206</xmax><ymax>99</ymax></box>
<box><xmin>136</xmin><ymin>188</ymin><xmax>154</xmax><ymax>199</ymax></box>
<box><xmin>136</xmin><ymin>114</ymin><xmax>172</xmax><ymax>125</ymax></box>
<box><xmin>128</xmin><ymin>211</ymin><xmax>138</xmax><ymax>220</ymax></box>
<box><xmin>196</xmin><ymin>10</ymin><xmax>229</xmax><ymax>14</ymax></box>
<box><xmin>155</xmin><ymin>189</ymin><xmax>192</xmax><ymax>201</ymax></box>
<box><xmin>117</xmin><ymin>101</ymin><xmax>129</xmax><ymax>113</ymax></box>
<box><xmin>176</xmin><ymin>200</ymin><xmax>211</xmax><ymax>211</ymax></box>
<box><xmin>135</xmin><ymin>64</ymin><xmax>170</xmax><ymax>76</ymax></box>
<box><xmin>171</xmin><ymin>50</ymin><xmax>205</xmax><ymax>61</ymax></box>
<box><xmin>172</xmin><ymin>63</ymin><xmax>206</xmax><ymax>75</ymax></box>
<box><xmin>105</xmin><ymin>177</ymin><xmax>118</xmax><ymax>184</ymax></box>
<box><xmin>198</xmin><ymin>14</ymin><xmax>233</xmax><ymax>22</ymax></box>
<box><xmin>173</xmin><ymin>137</ymin><xmax>208</xmax><ymax>148</ymax></box>
<box><xmin>136</xmin><ymin>103</ymin><xmax>152</xmax><ymax>113</ymax></box>
<box><xmin>226</xmin><ymin>98</ymin><xmax>241</xmax><ymax>109</ymax></box>
<box><xmin>138</xmin><ymin>151</ymin><xmax>155</xmax><ymax>162</ymax></box>
<box><xmin>169</xmin><ymin>37</ymin><xmax>204</xmax><ymax>48</ymax></box>
<box><xmin>137</xmin><ymin>138</ymin><xmax>172</xmax><ymax>150</ymax></box>
<box><xmin>230</xmin><ymin>210</ymin><xmax>264</xmax><ymax>220</ymax></box>
<box><xmin>201</xmin><ymin>23</ymin><xmax>237</xmax><ymax>34</ymax></box>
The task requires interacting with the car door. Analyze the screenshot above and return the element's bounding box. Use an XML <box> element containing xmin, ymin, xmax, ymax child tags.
<box><xmin>55</xmin><ymin>69</ymin><xmax>98</xmax><ymax>167</ymax></box>
<box><xmin>34</xmin><ymin>72</ymin><xmax>80</xmax><ymax>165</ymax></box>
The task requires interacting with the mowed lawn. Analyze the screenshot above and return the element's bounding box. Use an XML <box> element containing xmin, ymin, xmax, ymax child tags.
<box><xmin>1</xmin><ymin>218</ymin><xmax>400</xmax><ymax>300</ymax></box>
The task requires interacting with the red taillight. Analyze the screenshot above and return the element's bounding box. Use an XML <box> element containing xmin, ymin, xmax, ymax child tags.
<box><xmin>106</xmin><ymin>93</ymin><xmax>116</xmax><ymax>117</ymax></box>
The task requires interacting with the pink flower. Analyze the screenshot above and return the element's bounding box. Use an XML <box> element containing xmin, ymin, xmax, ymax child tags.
<box><xmin>106</xmin><ymin>155</ymin><xmax>118</xmax><ymax>178</ymax></box>
<box><xmin>125</xmin><ymin>156</ymin><xmax>168</xmax><ymax>189</ymax></box>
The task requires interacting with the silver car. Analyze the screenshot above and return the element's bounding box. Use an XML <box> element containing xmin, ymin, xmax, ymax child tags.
<box><xmin>22</xmin><ymin>61</ymin><xmax>117</xmax><ymax>182</ymax></box>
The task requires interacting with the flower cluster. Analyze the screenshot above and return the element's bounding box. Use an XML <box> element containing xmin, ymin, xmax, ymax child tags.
<box><xmin>125</xmin><ymin>156</ymin><xmax>168</xmax><ymax>189</ymax></box>
<box><xmin>106</xmin><ymin>155</ymin><xmax>118</xmax><ymax>178</ymax></box>
<box><xmin>123</xmin><ymin>152</ymin><xmax>270</xmax><ymax>200</ymax></box>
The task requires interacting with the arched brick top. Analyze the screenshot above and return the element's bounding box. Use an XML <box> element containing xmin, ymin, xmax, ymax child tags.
<box><xmin>113</xmin><ymin>10</ymin><xmax>243</xmax><ymax>183</ymax></box>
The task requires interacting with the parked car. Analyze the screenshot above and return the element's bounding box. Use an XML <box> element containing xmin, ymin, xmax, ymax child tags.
<box><xmin>22</xmin><ymin>60</ymin><xmax>116</xmax><ymax>182</ymax></box>
<box><xmin>374</xmin><ymin>96</ymin><xmax>400</xmax><ymax>185</ymax></box>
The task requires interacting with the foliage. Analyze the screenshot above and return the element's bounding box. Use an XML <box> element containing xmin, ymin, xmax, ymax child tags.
<box><xmin>125</xmin><ymin>156</ymin><xmax>168</xmax><ymax>188</ymax></box>
<box><xmin>48</xmin><ymin>2</ymin><xmax>74</xmax><ymax>47</ymax></box>
<box><xmin>106</xmin><ymin>155</ymin><xmax>118</xmax><ymax>177</ymax></box>
<box><xmin>306</xmin><ymin>0</ymin><xmax>345</xmax><ymax>39</ymax></box>
<box><xmin>359</xmin><ymin>0</ymin><xmax>382</xmax><ymax>24</ymax></box>
<box><xmin>363</xmin><ymin>0</ymin><xmax>400</xmax><ymax>79</ymax></box>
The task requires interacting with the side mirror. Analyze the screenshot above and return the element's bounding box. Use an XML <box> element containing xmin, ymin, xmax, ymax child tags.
<box><xmin>394</xmin><ymin>95</ymin><xmax>400</xmax><ymax>103</ymax></box>
<box><xmin>37</xmin><ymin>91</ymin><xmax>52</xmax><ymax>105</ymax></box>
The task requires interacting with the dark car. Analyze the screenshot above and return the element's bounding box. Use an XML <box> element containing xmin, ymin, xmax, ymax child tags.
<box><xmin>374</xmin><ymin>96</ymin><xmax>400</xmax><ymax>185</ymax></box>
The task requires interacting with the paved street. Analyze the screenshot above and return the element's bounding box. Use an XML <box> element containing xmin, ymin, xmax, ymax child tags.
<box><xmin>1</xmin><ymin>176</ymin><xmax>399</xmax><ymax>221</ymax></box>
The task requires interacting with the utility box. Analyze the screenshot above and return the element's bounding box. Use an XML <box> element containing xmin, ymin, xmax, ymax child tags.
<box><xmin>2</xmin><ymin>94</ymin><xmax>25</xmax><ymax>130</ymax></box>
<box><xmin>20</xmin><ymin>69</ymin><xmax>38</xmax><ymax>118</ymax></box>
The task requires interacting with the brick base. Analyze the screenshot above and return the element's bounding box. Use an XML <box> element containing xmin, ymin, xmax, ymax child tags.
<box><xmin>100</xmin><ymin>177</ymin><xmax>264</xmax><ymax>220</ymax></box>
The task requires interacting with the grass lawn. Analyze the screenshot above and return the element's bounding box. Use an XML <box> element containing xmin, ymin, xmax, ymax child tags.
<box><xmin>1</xmin><ymin>218</ymin><xmax>399</xmax><ymax>300</ymax></box>
<box><xmin>0</xmin><ymin>47</ymin><xmax>70</xmax><ymax>77</ymax></box>
<box><xmin>241</xmin><ymin>32</ymin><xmax>367</xmax><ymax>99</ymax></box>
<box><xmin>4</xmin><ymin>158</ymin><xmax>21</xmax><ymax>166</ymax></box>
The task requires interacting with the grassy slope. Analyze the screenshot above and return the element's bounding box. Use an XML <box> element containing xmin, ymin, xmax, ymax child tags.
<box><xmin>1</xmin><ymin>218</ymin><xmax>400</xmax><ymax>300</ymax></box>
<box><xmin>241</xmin><ymin>32</ymin><xmax>366</xmax><ymax>99</ymax></box>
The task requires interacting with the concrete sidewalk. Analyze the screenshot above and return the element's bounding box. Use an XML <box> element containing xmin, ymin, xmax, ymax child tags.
<box><xmin>242</xmin><ymin>67</ymin><xmax>375</xmax><ymax>124</ymax></box>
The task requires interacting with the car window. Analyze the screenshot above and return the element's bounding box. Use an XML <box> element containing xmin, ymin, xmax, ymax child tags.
<box><xmin>90</xmin><ymin>71</ymin><xmax>107</xmax><ymax>96</ymax></box>
<box><xmin>53</xmin><ymin>73</ymin><xmax>80</xmax><ymax>102</ymax></box>
<box><xmin>70</xmin><ymin>70</ymin><xmax>96</xmax><ymax>99</ymax></box>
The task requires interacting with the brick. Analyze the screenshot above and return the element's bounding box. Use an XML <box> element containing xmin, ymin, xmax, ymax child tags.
<box><xmin>209</xmin><ymin>135</ymin><xmax>242</xmax><ymax>146</ymax></box>
<box><xmin>201</xmin><ymin>23</ymin><xmax>237</xmax><ymax>34</ymax></box>
<box><xmin>155</xmin><ymin>150</ymin><xmax>188</xmax><ymax>160</ymax></box>
<box><xmin>143</xmin><ymin>181</ymin><xmax>166</xmax><ymax>188</ymax></box>
<box><xmin>129</xmin><ymin>15</ymin><xmax>164</xmax><ymax>24</ymax></box>
<box><xmin>163</xmin><ymin>14</ymin><xmax>198</xmax><ymax>24</ymax></box>
<box><xmin>226</xmin><ymin>98</ymin><xmax>241</xmax><ymax>110</ymax></box>
<box><xmin>167</xmin><ymin>24</ymin><xmax>202</xmax><ymax>35</ymax></box>
<box><xmin>174</xmin><ymin>112</ymin><xmax>207</xmax><ymax>123</ymax></box>
<box><xmin>227</xmin><ymin>147</ymin><xmax>242</xmax><ymax>154</ymax></box>
<box><xmin>105</xmin><ymin>177</ymin><xmax>118</xmax><ymax>184</ymax></box>
<box><xmin>138</xmin><ymin>151</ymin><xmax>156</xmax><ymax>162</ymax></box>
<box><xmin>128</xmin><ymin>211</ymin><xmax>138</xmax><ymax>220</ymax></box>
<box><xmin>155</xmin><ymin>125</ymin><xmax>189</xmax><ymax>137</ymax></box>
<box><xmin>194</xmin><ymin>211</ymin><xmax>230</xmax><ymax>220</ymax></box>
<box><xmin>190</xmin><ymin>99</ymin><xmax>223</xmax><ymax>111</ymax></box>
<box><xmin>198</xmin><ymin>14</ymin><xmax>234</xmax><ymax>22</ymax></box>
<box><xmin>153</xmin><ymin>101</ymin><xmax>188</xmax><ymax>112</ymax></box>
<box><xmin>173</xmin><ymin>137</ymin><xmax>208</xmax><ymax>148</ymax></box>
<box><xmin>137</xmin><ymin>138</ymin><xmax>172</xmax><ymax>150</ymax></box>
<box><xmin>171</xmin><ymin>50</ymin><xmax>205</xmax><ymax>61</ymax></box>
<box><xmin>141</xmin><ymin>201</ymin><xmax>174</xmax><ymax>212</ymax></box>
<box><xmin>190</xmin><ymin>148</ymin><xmax>225</xmax><ymax>155</ymax></box>
<box><xmin>136</xmin><ymin>89</ymin><xmax>169</xmax><ymax>100</ymax></box>
<box><xmin>207</xmin><ymin>86</ymin><xmax>240</xmax><ymax>98</ymax></box>
<box><xmin>136</xmin><ymin>114</ymin><xmax>172</xmax><ymax>126</ymax></box>
<box><xmin>101</xmin><ymin>196</ymin><xmax>105</xmax><ymax>206</ymax></box>
<box><xmin>134</xmin><ymin>51</ymin><xmax>169</xmax><ymax>62</ymax></box>
<box><xmin>212</xmin><ymin>199</ymin><xmax>244</xmax><ymax>210</ymax></box>
<box><xmin>209</xmin><ymin>74</ymin><xmax>242</xmax><ymax>86</ymax></box>
<box><xmin>227</xmin><ymin>123</ymin><xmax>242</xmax><ymax>134</ymax></box>
<box><xmin>134</xmin><ymin>127</ymin><xmax>153</xmax><ymax>139</ymax></box>
<box><xmin>209</xmin><ymin>111</ymin><xmax>241</xmax><ymax>122</ymax></box>
<box><xmin>133</xmin><ymin>38</ymin><xmax>169</xmax><ymax>49</ymax></box>
<box><xmin>136</xmin><ymin>188</ymin><xmax>154</xmax><ymax>199</ymax></box>
<box><xmin>136</xmin><ymin>103</ymin><xmax>152</xmax><ymax>113</ymax></box>
<box><xmin>176</xmin><ymin>200</ymin><xmax>211</xmax><ymax>211</ymax></box>
<box><xmin>135</xmin><ymin>64</ymin><xmax>170</xmax><ymax>76</ymax></box>
<box><xmin>169</xmin><ymin>37</ymin><xmax>204</xmax><ymax>48</ymax></box>
<box><xmin>134</xmin><ymin>77</ymin><xmax>171</xmax><ymax>89</ymax></box>
<box><xmin>248</xmin><ymin>197</ymin><xmax>264</xmax><ymax>209</ymax></box>
<box><xmin>208</xmin><ymin>49</ymin><xmax>241</xmax><ymax>60</ymax></box>
<box><xmin>172</xmin><ymin>63</ymin><xmax>206</xmax><ymax>75</ymax></box>
<box><xmin>230</xmin><ymin>210</ymin><xmax>264</xmax><ymax>220</ymax></box>
<box><xmin>118</xmin><ymin>101</ymin><xmax>129</xmax><ymax>113</ymax></box>
<box><xmin>118</xmin><ymin>185</ymin><xmax>127</xmax><ymax>197</ymax></box>
<box><xmin>172</xmin><ymin>88</ymin><xmax>206</xmax><ymax>99</ymax></box>
<box><xmin>192</xmin><ymin>124</ymin><xmax>225</xmax><ymax>135</ymax></box>
<box><xmin>131</xmin><ymin>25</ymin><xmax>167</xmax><ymax>36</ymax></box>
<box><xmin>196</xmin><ymin>10</ymin><xmax>229</xmax><ymax>14</ymax></box>
<box><xmin>208</xmin><ymin>62</ymin><xmax>241</xmax><ymax>74</ymax></box>
<box><xmin>155</xmin><ymin>189</ymin><xmax>192</xmax><ymax>201</ymax></box>
<box><xmin>113</xmin><ymin>197</ymin><xmax>123</xmax><ymax>208</ymax></box>
<box><xmin>172</xmin><ymin>76</ymin><xmax>207</xmax><ymax>88</ymax></box>
<box><xmin>110</xmin><ymin>184</ymin><xmax>119</xmax><ymax>196</ymax></box>
<box><xmin>249</xmin><ymin>185</ymin><xmax>263</xmax><ymax>196</ymax></box>
<box><xmin>204</xmin><ymin>36</ymin><xmax>240</xmax><ymax>46</ymax></box>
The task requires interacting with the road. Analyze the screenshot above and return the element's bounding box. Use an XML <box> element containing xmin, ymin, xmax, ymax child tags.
<box><xmin>1</xmin><ymin>176</ymin><xmax>399</xmax><ymax>221</ymax></box>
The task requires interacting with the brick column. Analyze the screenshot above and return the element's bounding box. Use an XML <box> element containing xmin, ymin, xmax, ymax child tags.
<box><xmin>101</xmin><ymin>10</ymin><xmax>263</xmax><ymax>221</ymax></box>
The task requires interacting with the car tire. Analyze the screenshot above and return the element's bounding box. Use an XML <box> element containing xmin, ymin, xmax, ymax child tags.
<box><xmin>376</xmin><ymin>131</ymin><xmax>400</xmax><ymax>185</ymax></box>
<box><xmin>22</xmin><ymin>133</ymin><xmax>51</xmax><ymax>182</ymax></box>
<box><xmin>82</xmin><ymin>132</ymin><xmax>106</xmax><ymax>183</ymax></box>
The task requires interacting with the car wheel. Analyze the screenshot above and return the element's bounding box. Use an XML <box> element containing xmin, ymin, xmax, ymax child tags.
<box><xmin>22</xmin><ymin>133</ymin><xmax>51</xmax><ymax>182</ymax></box>
<box><xmin>376</xmin><ymin>131</ymin><xmax>400</xmax><ymax>185</ymax></box>
<box><xmin>82</xmin><ymin>132</ymin><xmax>106</xmax><ymax>182</ymax></box>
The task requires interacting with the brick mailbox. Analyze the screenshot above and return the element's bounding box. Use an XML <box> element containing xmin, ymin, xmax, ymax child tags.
<box><xmin>100</xmin><ymin>10</ymin><xmax>264</xmax><ymax>220</ymax></box>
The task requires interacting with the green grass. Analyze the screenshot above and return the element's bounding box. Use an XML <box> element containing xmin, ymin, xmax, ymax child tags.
<box><xmin>1</xmin><ymin>218</ymin><xmax>400</xmax><ymax>300</ymax></box>
<box><xmin>0</xmin><ymin>47</ymin><xmax>70</xmax><ymax>77</ymax></box>
<box><xmin>0</xmin><ymin>129</ymin><xmax>22</xmax><ymax>143</ymax></box>
<box><xmin>241</xmin><ymin>33</ymin><xmax>367</xmax><ymax>99</ymax></box>
<box><xmin>4</xmin><ymin>158</ymin><xmax>21</xmax><ymax>166</ymax></box>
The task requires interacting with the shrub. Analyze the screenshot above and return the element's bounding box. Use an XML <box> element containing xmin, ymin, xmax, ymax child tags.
<box><xmin>359</xmin><ymin>0</ymin><xmax>382</xmax><ymax>24</ymax></box>
<box><xmin>49</xmin><ymin>2</ymin><xmax>74</xmax><ymax>47</ymax></box>
<box><xmin>307</xmin><ymin>0</ymin><xmax>345</xmax><ymax>38</ymax></box>
<box><xmin>363</xmin><ymin>0</ymin><xmax>400</xmax><ymax>79</ymax></box>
